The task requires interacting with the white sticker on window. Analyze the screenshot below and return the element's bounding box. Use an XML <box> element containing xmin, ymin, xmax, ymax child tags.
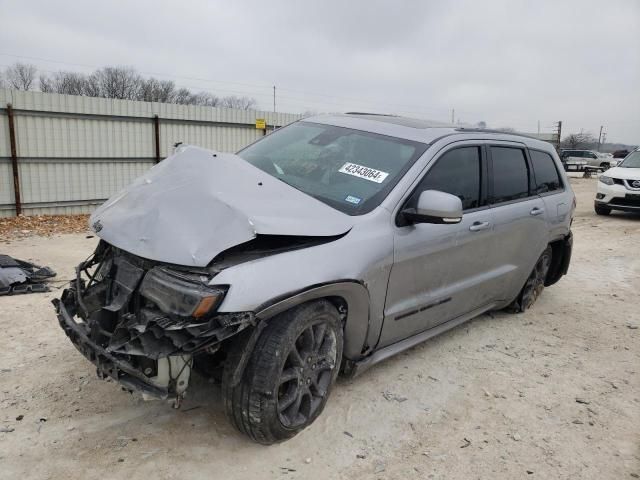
<box><xmin>338</xmin><ymin>162</ymin><xmax>389</xmax><ymax>184</ymax></box>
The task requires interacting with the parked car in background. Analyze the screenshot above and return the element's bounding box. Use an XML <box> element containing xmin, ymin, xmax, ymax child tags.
<box><xmin>560</xmin><ymin>149</ymin><xmax>617</xmax><ymax>171</ymax></box>
<box><xmin>595</xmin><ymin>148</ymin><xmax>640</xmax><ymax>215</ymax></box>
<box><xmin>53</xmin><ymin>114</ymin><xmax>575</xmax><ymax>444</ymax></box>
<box><xmin>560</xmin><ymin>150</ymin><xmax>589</xmax><ymax>171</ymax></box>
<box><xmin>613</xmin><ymin>149</ymin><xmax>630</xmax><ymax>159</ymax></box>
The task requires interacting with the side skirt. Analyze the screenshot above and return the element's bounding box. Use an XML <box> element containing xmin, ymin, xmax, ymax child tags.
<box><xmin>345</xmin><ymin>302</ymin><xmax>497</xmax><ymax>378</ymax></box>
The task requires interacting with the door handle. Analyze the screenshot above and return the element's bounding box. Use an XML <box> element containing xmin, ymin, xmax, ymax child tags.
<box><xmin>469</xmin><ymin>221</ymin><xmax>490</xmax><ymax>232</ymax></box>
<box><xmin>530</xmin><ymin>207</ymin><xmax>545</xmax><ymax>216</ymax></box>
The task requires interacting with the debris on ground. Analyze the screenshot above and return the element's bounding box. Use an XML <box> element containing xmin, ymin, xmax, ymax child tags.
<box><xmin>382</xmin><ymin>391</ymin><xmax>408</xmax><ymax>402</ymax></box>
<box><xmin>374</xmin><ymin>461</ymin><xmax>386</xmax><ymax>474</ymax></box>
<box><xmin>0</xmin><ymin>255</ymin><xmax>56</xmax><ymax>295</ymax></box>
<box><xmin>0</xmin><ymin>214</ymin><xmax>90</xmax><ymax>242</ymax></box>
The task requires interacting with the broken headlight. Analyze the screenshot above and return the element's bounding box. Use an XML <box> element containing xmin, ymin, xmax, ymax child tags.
<box><xmin>139</xmin><ymin>267</ymin><xmax>226</xmax><ymax>319</ymax></box>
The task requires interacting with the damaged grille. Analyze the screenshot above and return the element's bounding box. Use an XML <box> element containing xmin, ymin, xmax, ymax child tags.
<box><xmin>61</xmin><ymin>241</ymin><xmax>255</xmax><ymax>360</ymax></box>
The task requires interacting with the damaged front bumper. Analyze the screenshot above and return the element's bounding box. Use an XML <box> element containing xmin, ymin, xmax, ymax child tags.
<box><xmin>53</xmin><ymin>242</ymin><xmax>255</xmax><ymax>402</ymax></box>
<box><xmin>53</xmin><ymin>297</ymin><xmax>182</xmax><ymax>399</ymax></box>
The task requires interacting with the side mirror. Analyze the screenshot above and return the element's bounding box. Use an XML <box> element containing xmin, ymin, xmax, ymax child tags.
<box><xmin>402</xmin><ymin>190</ymin><xmax>463</xmax><ymax>225</ymax></box>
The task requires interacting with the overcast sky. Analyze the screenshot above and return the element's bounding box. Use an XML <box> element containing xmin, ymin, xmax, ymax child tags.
<box><xmin>1</xmin><ymin>0</ymin><xmax>638</xmax><ymax>144</ymax></box>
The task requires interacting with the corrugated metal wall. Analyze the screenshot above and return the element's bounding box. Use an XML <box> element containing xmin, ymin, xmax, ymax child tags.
<box><xmin>0</xmin><ymin>89</ymin><xmax>301</xmax><ymax>217</ymax></box>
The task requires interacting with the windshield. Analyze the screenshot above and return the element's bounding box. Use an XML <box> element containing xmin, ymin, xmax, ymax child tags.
<box><xmin>619</xmin><ymin>151</ymin><xmax>640</xmax><ymax>168</ymax></box>
<box><xmin>237</xmin><ymin>121</ymin><xmax>427</xmax><ymax>215</ymax></box>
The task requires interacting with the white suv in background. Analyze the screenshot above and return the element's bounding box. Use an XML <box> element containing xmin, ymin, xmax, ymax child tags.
<box><xmin>595</xmin><ymin>149</ymin><xmax>640</xmax><ymax>215</ymax></box>
<box><xmin>561</xmin><ymin>149</ymin><xmax>618</xmax><ymax>171</ymax></box>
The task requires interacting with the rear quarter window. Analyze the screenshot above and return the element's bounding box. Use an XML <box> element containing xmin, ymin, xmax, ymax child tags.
<box><xmin>530</xmin><ymin>150</ymin><xmax>563</xmax><ymax>194</ymax></box>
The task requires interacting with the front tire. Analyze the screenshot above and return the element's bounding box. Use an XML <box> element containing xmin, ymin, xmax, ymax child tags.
<box><xmin>595</xmin><ymin>204</ymin><xmax>611</xmax><ymax>216</ymax></box>
<box><xmin>508</xmin><ymin>246</ymin><xmax>552</xmax><ymax>312</ymax></box>
<box><xmin>223</xmin><ymin>300</ymin><xmax>343</xmax><ymax>444</ymax></box>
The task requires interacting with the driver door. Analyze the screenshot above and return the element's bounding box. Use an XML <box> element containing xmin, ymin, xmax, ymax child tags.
<box><xmin>378</xmin><ymin>144</ymin><xmax>499</xmax><ymax>348</ymax></box>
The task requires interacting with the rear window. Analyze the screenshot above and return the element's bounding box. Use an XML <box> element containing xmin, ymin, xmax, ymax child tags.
<box><xmin>490</xmin><ymin>147</ymin><xmax>530</xmax><ymax>203</ymax></box>
<box><xmin>530</xmin><ymin>150</ymin><xmax>563</xmax><ymax>194</ymax></box>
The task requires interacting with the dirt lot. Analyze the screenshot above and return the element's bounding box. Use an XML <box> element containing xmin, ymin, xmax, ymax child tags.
<box><xmin>0</xmin><ymin>176</ymin><xmax>638</xmax><ymax>480</ymax></box>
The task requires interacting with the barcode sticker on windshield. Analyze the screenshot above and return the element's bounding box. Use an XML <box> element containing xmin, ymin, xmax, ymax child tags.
<box><xmin>338</xmin><ymin>163</ymin><xmax>389</xmax><ymax>183</ymax></box>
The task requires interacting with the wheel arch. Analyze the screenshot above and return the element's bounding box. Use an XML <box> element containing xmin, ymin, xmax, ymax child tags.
<box><xmin>255</xmin><ymin>281</ymin><xmax>371</xmax><ymax>360</ymax></box>
<box><xmin>545</xmin><ymin>233</ymin><xmax>573</xmax><ymax>287</ymax></box>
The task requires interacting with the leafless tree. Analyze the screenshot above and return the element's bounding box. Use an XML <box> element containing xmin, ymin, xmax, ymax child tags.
<box><xmin>192</xmin><ymin>91</ymin><xmax>221</xmax><ymax>107</ymax></box>
<box><xmin>173</xmin><ymin>87</ymin><xmax>194</xmax><ymax>104</ymax></box>
<box><xmin>4</xmin><ymin>62</ymin><xmax>259</xmax><ymax>110</ymax></box>
<box><xmin>5</xmin><ymin>62</ymin><xmax>37</xmax><ymax>90</ymax></box>
<box><xmin>562</xmin><ymin>132</ymin><xmax>597</xmax><ymax>149</ymax></box>
<box><xmin>220</xmin><ymin>95</ymin><xmax>257</xmax><ymax>110</ymax></box>
<box><xmin>476</xmin><ymin>121</ymin><xmax>487</xmax><ymax>129</ymax></box>
<box><xmin>39</xmin><ymin>71</ymin><xmax>87</xmax><ymax>95</ymax></box>
<box><xmin>83</xmin><ymin>73</ymin><xmax>102</xmax><ymax>98</ymax></box>
<box><xmin>172</xmin><ymin>89</ymin><xmax>221</xmax><ymax>107</ymax></box>
<box><xmin>90</xmin><ymin>66</ymin><xmax>142</xmax><ymax>99</ymax></box>
<box><xmin>138</xmin><ymin>78</ymin><xmax>177</xmax><ymax>103</ymax></box>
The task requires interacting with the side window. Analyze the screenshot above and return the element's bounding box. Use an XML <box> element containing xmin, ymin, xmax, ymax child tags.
<box><xmin>410</xmin><ymin>147</ymin><xmax>482</xmax><ymax>210</ymax></box>
<box><xmin>530</xmin><ymin>150</ymin><xmax>563</xmax><ymax>194</ymax></box>
<box><xmin>490</xmin><ymin>147</ymin><xmax>530</xmax><ymax>203</ymax></box>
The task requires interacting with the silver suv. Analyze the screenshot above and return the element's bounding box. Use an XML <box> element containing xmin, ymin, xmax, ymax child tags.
<box><xmin>560</xmin><ymin>149</ymin><xmax>618</xmax><ymax>171</ymax></box>
<box><xmin>53</xmin><ymin>114</ymin><xmax>575</xmax><ymax>444</ymax></box>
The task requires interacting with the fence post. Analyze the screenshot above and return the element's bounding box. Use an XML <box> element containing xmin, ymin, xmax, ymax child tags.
<box><xmin>153</xmin><ymin>114</ymin><xmax>161</xmax><ymax>163</ymax></box>
<box><xmin>7</xmin><ymin>103</ymin><xmax>22</xmax><ymax>216</ymax></box>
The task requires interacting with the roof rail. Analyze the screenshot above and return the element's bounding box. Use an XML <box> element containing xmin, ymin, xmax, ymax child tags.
<box><xmin>344</xmin><ymin>112</ymin><xmax>397</xmax><ymax>117</ymax></box>
<box><xmin>454</xmin><ymin>127</ymin><xmax>545</xmax><ymax>141</ymax></box>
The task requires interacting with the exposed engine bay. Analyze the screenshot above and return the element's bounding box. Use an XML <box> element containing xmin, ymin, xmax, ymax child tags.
<box><xmin>53</xmin><ymin>241</ymin><xmax>256</xmax><ymax>404</ymax></box>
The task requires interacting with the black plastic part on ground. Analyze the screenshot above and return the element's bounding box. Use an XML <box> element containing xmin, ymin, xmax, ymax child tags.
<box><xmin>0</xmin><ymin>254</ymin><xmax>56</xmax><ymax>295</ymax></box>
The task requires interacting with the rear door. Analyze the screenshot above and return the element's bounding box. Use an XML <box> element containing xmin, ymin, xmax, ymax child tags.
<box><xmin>486</xmin><ymin>144</ymin><xmax>548</xmax><ymax>301</ymax></box>
<box><xmin>529</xmin><ymin>149</ymin><xmax>570</xmax><ymax>238</ymax></box>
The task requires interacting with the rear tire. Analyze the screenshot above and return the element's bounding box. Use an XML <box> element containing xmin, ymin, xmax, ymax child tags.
<box><xmin>595</xmin><ymin>204</ymin><xmax>611</xmax><ymax>216</ymax></box>
<box><xmin>222</xmin><ymin>300</ymin><xmax>343</xmax><ymax>444</ymax></box>
<box><xmin>508</xmin><ymin>246</ymin><xmax>552</xmax><ymax>313</ymax></box>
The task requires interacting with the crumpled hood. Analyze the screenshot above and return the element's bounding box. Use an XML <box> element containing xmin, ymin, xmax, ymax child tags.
<box><xmin>90</xmin><ymin>146</ymin><xmax>353</xmax><ymax>267</ymax></box>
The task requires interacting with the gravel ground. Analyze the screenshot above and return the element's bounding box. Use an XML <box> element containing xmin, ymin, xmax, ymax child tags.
<box><xmin>0</xmin><ymin>176</ymin><xmax>638</xmax><ymax>480</ymax></box>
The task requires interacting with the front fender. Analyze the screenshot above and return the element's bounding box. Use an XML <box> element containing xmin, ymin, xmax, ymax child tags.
<box><xmin>211</xmin><ymin>214</ymin><xmax>394</xmax><ymax>361</ymax></box>
<box><xmin>256</xmin><ymin>281</ymin><xmax>371</xmax><ymax>359</ymax></box>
